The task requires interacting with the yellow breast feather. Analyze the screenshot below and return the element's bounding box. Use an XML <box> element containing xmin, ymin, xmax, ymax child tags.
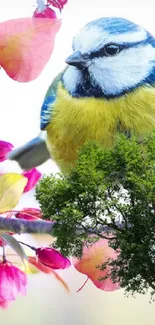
<box><xmin>46</xmin><ymin>82</ymin><xmax>155</xmax><ymax>171</ymax></box>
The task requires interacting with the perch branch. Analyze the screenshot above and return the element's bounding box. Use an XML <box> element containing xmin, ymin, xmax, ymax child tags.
<box><xmin>0</xmin><ymin>216</ymin><xmax>56</xmax><ymax>235</ymax></box>
<box><xmin>0</xmin><ymin>216</ymin><xmax>124</xmax><ymax>237</ymax></box>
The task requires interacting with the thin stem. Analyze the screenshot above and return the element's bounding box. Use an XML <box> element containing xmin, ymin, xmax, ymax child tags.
<box><xmin>77</xmin><ymin>277</ymin><xmax>89</xmax><ymax>293</ymax></box>
<box><xmin>79</xmin><ymin>225</ymin><xmax>116</xmax><ymax>240</ymax></box>
<box><xmin>18</xmin><ymin>241</ymin><xmax>36</xmax><ymax>251</ymax></box>
<box><xmin>87</xmin><ymin>229</ymin><xmax>116</xmax><ymax>240</ymax></box>
<box><xmin>2</xmin><ymin>245</ymin><xmax>6</xmax><ymax>262</ymax></box>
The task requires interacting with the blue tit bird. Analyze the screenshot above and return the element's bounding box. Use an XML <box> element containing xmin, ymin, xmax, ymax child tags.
<box><xmin>9</xmin><ymin>16</ymin><xmax>155</xmax><ymax>172</ymax></box>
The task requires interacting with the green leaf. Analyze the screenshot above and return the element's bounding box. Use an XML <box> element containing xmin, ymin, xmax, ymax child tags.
<box><xmin>35</xmin><ymin>131</ymin><xmax>155</xmax><ymax>299</ymax></box>
<box><xmin>0</xmin><ymin>173</ymin><xmax>28</xmax><ymax>212</ymax></box>
<box><xmin>1</xmin><ymin>233</ymin><xmax>28</xmax><ymax>264</ymax></box>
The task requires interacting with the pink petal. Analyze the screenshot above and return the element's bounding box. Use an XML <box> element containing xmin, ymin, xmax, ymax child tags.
<box><xmin>0</xmin><ymin>141</ymin><xmax>14</xmax><ymax>162</ymax></box>
<box><xmin>12</xmin><ymin>267</ymin><xmax>27</xmax><ymax>295</ymax></box>
<box><xmin>28</xmin><ymin>256</ymin><xmax>53</xmax><ymax>274</ymax></box>
<box><xmin>73</xmin><ymin>237</ymin><xmax>119</xmax><ymax>292</ymax></box>
<box><xmin>0</xmin><ymin>300</ymin><xmax>9</xmax><ymax>309</ymax></box>
<box><xmin>16</xmin><ymin>207</ymin><xmax>43</xmax><ymax>220</ymax></box>
<box><xmin>36</xmin><ymin>247</ymin><xmax>71</xmax><ymax>269</ymax></box>
<box><xmin>0</xmin><ymin>262</ymin><xmax>27</xmax><ymax>308</ymax></box>
<box><xmin>22</xmin><ymin>168</ymin><xmax>42</xmax><ymax>193</ymax></box>
<box><xmin>28</xmin><ymin>256</ymin><xmax>70</xmax><ymax>292</ymax></box>
<box><xmin>5</xmin><ymin>263</ymin><xmax>27</xmax><ymax>296</ymax></box>
<box><xmin>0</xmin><ymin>264</ymin><xmax>17</xmax><ymax>301</ymax></box>
<box><xmin>0</xmin><ymin>18</ymin><xmax>61</xmax><ymax>82</ymax></box>
<box><xmin>6</xmin><ymin>212</ymin><xmax>15</xmax><ymax>219</ymax></box>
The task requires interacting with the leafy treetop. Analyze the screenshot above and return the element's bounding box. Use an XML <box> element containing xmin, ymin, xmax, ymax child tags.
<box><xmin>36</xmin><ymin>130</ymin><xmax>155</xmax><ymax>297</ymax></box>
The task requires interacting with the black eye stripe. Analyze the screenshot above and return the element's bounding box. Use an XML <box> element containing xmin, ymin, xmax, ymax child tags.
<box><xmin>88</xmin><ymin>37</ymin><xmax>152</xmax><ymax>60</ymax></box>
<box><xmin>89</xmin><ymin>43</ymin><xmax>124</xmax><ymax>59</ymax></box>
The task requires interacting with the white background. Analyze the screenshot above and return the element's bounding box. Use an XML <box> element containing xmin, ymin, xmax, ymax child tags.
<box><xmin>0</xmin><ymin>0</ymin><xmax>155</xmax><ymax>324</ymax></box>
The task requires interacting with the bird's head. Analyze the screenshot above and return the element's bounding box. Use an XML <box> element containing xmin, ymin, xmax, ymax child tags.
<box><xmin>62</xmin><ymin>17</ymin><xmax>155</xmax><ymax>98</ymax></box>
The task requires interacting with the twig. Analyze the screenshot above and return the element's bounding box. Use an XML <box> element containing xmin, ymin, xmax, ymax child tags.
<box><xmin>77</xmin><ymin>224</ymin><xmax>116</xmax><ymax>239</ymax></box>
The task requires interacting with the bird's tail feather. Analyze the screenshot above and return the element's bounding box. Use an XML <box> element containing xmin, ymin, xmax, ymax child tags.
<box><xmin>8</xmin><ymin>135</ymin><xmax>50</xmax><ymax>170</ymax></box>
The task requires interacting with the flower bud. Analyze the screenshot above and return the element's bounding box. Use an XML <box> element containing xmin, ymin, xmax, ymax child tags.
<box><xmin>33</xmin><ymin>5</ymin><xmax>56</xmax><ymax>19</ymax></box>
<box><xmin>36</xmin><ymin>247</ymin><xmax>71</xmax><ymax>269</ymax></box>
<box><xmin>0</xmin><ymin>141</ymin><xmax>13</xmax><ymax>162</ymax></box>
<box><xmin>16</xmin><ymin>207</ymin><xmax>43</xmax><ymax>220</ymax></box>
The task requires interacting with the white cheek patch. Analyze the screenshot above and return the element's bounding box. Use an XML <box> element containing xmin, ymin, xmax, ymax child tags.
<box><xmin>88</xmin><ymin>44</ymin><xmax>155</xmax><ymax>96</ymax></box>
<box><xmin>63</xmin><ymin>67</ymin><xmax>82</xmax><ymax>94</ymax></box>
<box><xmin>74</xmin><ymin>25</ymin><xmax>147</xmax><ymax>55</ymax></box>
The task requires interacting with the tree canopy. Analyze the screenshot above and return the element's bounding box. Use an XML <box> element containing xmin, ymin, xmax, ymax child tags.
<box><xmin>36</xmin><ymin>130</ymin><xmax>155</xmax><ymax>298</ymax></box>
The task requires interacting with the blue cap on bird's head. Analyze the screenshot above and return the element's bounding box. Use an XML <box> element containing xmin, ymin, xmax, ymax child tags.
<box><xmin>84</xmin><ymin>17</ymin><xmax>143</xmax><ymax>35</ymax></box>
<box><xmin>64</xmin><ymin>16</ymin><xmax>155</xmax><ymax>99</ymax></box>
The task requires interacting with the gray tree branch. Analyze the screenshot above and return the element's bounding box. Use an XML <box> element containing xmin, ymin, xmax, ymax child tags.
<box><xmin>0</xmin><ymin>216</ymin><xmax>56</xmax><ymax>235</ymax></box>
<box><xmin>0</xmin><ymin>216</ymin><xmax>123</xmax><ymax>237</ymax></box>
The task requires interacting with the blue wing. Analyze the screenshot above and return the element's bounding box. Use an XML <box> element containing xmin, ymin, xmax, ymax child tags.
<box><xmin>40</xmin><ymin>70</ymin><xmax>66</xmax><ymax>130</ymax></box>
<box><xmin>40</xmin><ymin>93</ymin><xmax>56</xmax><ymax>130</ymax></box>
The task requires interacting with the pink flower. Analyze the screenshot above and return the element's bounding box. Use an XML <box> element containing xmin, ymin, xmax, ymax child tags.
<box><xmin>15</xmin><ymin>207</ymin><xmax>43</xmax><ymax>221</ymax></box>
<box><xmin>73</xmin><ymin>237</ymin><xmax>120</xmax><ymax>292</ymax></box>
<box><xmin>33</xmin><ymin>5</ymin><xmax>56</xmax><ymax>19</ymax></box>
<box><xmin>0</xmin><ymin>141</ymin><xmax>13</xmax><ymax>162</ymax></box>
<box><xmin>0</xmin><ymin>262</ymin><xmax>27</xmax><ymax>309</ymax></box>
<box><xmin>48</xmin><ymin>0</ymin><xmax>68</xmax><ymax>9</ymax></box>
<box><xmin>22</xmin><ymin>168</ymin><xmax>41</xmax><ymax>193</ymax></box>
<box><xmin>36</xmin><ymin>247</ymin><xmax>71</xmax><ymax>269</ymax></box>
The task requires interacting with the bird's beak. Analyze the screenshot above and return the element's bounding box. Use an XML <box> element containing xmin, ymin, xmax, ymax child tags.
<box><xmin>65</xmin><ymin>51</ymin><xmax>87</xmax><ymax>68</ymax></box>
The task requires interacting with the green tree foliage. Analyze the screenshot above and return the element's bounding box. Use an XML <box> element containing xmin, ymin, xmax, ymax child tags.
<box><xmin>36</xmin><ymin>130</ymin><xmax>155</xmax><ymax>297</ymax></box>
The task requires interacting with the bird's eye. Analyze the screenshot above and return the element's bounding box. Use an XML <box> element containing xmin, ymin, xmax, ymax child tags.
<box><xmin>104</xmin><ymin>43</ymin><xmax>120</xmax><ymax>56</ymax></box>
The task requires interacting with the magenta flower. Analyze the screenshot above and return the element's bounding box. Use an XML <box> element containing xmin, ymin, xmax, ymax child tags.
<box><xmin>48</xmin><ymin>0</ymin><xmax>68</xmax><ymax>9</ymax></box>
<box><xmin>16</xmin><ymin>207</ymin><xmax>43</xmax><ymax>220</ymax></box>
<box><xmin>0</xmin><ymin>141</ymin><xmax>13</xmax><ymax>162</ymax></box>
<box><xmin>33</xmin><ymin>5</ymin><xmax>56</xmax><ymax>19</ymax></box>
<box><xmin>36</xmin><ymin>247</ymin><xmax>71</xmax><ymax>269</ymax></box>
<box><xmin>0</xmin><ymin>262</ymin><xmax>27</xmax><ymax>309</ymax></box>
<box><xmin>22</xmin><ymin>168</ymin><xmax>41</xmax><ymax>193</ymax></box>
